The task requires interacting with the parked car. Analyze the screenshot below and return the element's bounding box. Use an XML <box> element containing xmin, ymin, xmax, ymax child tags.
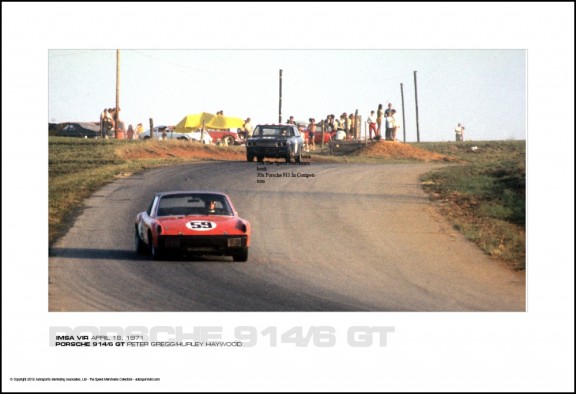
<box><xmin>206</xmin><ymin>128</ymin><xmax>244</xmax><ymax>145</ymax></box>
<box><xmin>245</xmin><ymin>124</ymin><xmax>304</xmax><ymax>163</ymax></box>
<box><xmin>297</xmin><ymin>123</ymin><xmax>337</xmax><ymax>145</ymax></box>
<box><xmin>135</xmin><ymin>191</ymin><xmax>251</xmax><ymax>261</ymax></box>
<box><xmin>139</xmin><ymin>125</ymin><xmax>212</xmax><ymax>144</ymax></box>
<box><xmin>55</xmin><ymin>122</ymin><xmax>101</xmax><ymax>138</ymax></box>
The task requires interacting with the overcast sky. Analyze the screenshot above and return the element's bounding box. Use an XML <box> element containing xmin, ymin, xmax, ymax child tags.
<box><xmin>48</xmin><ymin>48</ymin><xmax>526</xmax><ymax>142</ymax></box>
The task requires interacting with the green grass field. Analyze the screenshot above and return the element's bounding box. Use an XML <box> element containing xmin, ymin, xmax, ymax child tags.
<box><xmin>49</xmin><ymin>138</ymin><xmax>195</xmax><ymax>244</ymax></box>
<box><xmin>416</xmin><ymin>141</ymin><xmax>525</xmax><ymax>269</ymax></box>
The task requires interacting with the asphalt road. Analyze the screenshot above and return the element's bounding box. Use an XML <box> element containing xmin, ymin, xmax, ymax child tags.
<box><xmin>49</xmin><ymin>161</ymin><xmax>525</xmax><ymax>311</ymax></box>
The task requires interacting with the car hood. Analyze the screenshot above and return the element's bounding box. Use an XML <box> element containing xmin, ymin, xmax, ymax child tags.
<box><xmin>156</xmin><ymin>215</ymin><xmax>248</xmax><ymax>235</ymax></box>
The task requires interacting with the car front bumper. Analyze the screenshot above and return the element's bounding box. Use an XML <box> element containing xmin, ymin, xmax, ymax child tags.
<box><xmin>247</xmin><ymin>146</ymin><xmax>291</xmax><ymax>158</ymax></box>
<box><xmin>158</xmin><ymin>235</ymin><xmax>248</xmax><ymax>255</ymax></box>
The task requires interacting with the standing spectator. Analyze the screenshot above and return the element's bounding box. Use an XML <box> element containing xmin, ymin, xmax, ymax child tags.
<box><xmin>244</xmin><ymin>117</ymin><xmax>253</xmax><ymax>138</ymax></box>
<box><xmin>367</xmin><ymin>110</ymin><xmax>377</xmax><ymax>140</ymax></box>
<box><xmin>99</xmin><ymin>108</ymin><xmax>107</xmax><ymax>138</ymax></box>
<box><xmin>455</xmin><ymin>123</ymin><xmax>464</xmax><ymax>141</ymax></box>
<box><xmin>109</xmin><ymin>108</ymin><xmax>119</xmax><ymax>137</ymax></box>
<box><xmin>287</xmin><ymin>116</ymin><xmax>296</xmax><ymax>125</ymax></box>
<box><xmin>333</xmin><ymin>114</ymin><xmax>340</xmax><ymax>132</ymax></box>
<box><xmin>240</xmin><ymin>117</ymin><xmax>253</xmax><ymax>140</ymax></box>
<box><xmin>348</xmin><ymin>113</ymin><xmax>356</xmax><ymax>139</ymax></box>
<box><xmin>340</xmin><ymin>113</ymin><xmax>348</xmax><ymax>137</ymax></box>
<box><xmin>308</xmin><ymin>118</ymin><xmax>316</xmax><ymax>151</ymax></box>
<box><xmin>127</xmin><ymin>124</ymin><xmax>134</xmax><ymax>140</ymax></box>
<box><xmin>116</xmin><ymin>118</ymin><xmax>126</xmax><ymax>139</ymax></box>
<box><xmin>100</xmin><ymin>108</ymin><xmax>115</xmax><ymax>138</ymax></box>
<box><xmin>109</xmin><ymin>107</ymin><xmax>117</xmax><ymax>123</ymax></box>
<box><xmin>302</xmin><ymin>120</ymin><xmax>309</xmax><ymax>152</ymax></box>
<box><xmin>324</xmin><ymin>115</ymin><xmax>332</xmax><ymax>132</ymax></box>
<box><xmin>326</xmin><ymin>114</ymin><xmax>336</xmax><ymax>132</ymax></box>
<box><xmin>135</xmin><ymin>123</ymin><xmax>144</xmax><ymax>139</ymax></box>
<box><xmin>376</xmin><ymin>104</ymin><xmax>384</xmax><ymax>138</ymax></box>
<box><xmin>390</xmin><ymin>110</ymin><xmax>400</xmax><ymax>141</ymax></box>
<box><xmin>384</xmin><ymin>102</ymin><xmax>394</xmax><ymax>117</ymax></box>
<box><xmin>385</xmin><ymin>109</ymin><xmax>398</xmax><ymax>141</ymax></box>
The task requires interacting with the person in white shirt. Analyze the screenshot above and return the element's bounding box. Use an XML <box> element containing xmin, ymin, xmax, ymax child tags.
<box><xmin>368</xmin><ymin>110</ymin><xmax>377</xmax><ymax>140</ymax></box>
<box><xmin>455</xmin><ymin>123</ymin><xmax>464</xmax><ymax>141</ymax></box>
<box><xmin>242</xmin><ymin>117</ymin><xmax>253</xmax><ymax>140</ymax></box>
<box><xmin>335</xmin><ymin>129</ymin><xmax>346</xmax><ymax>141</ymax></box>
<box><xmin>386</xmin><ymin>110</ymin><xmax>396</xmax><ymax>141</ymax></box>
<box><xmin>385</xmin><ymin>109</ymin><xmax>399</xmax><ymax>141</ymax></box>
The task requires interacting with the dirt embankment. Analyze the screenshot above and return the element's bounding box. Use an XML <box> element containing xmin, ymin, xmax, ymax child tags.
<box><xmin>116</xmin><ymin>141</ymin><xmax>245</xmax><ymax>161</ymax></box>
<box><xmin>353</xmin><ymin>140</ymin><xmax>458</xmax><ymax>162</ymax></box>
<box><xmin>115</xmin><ymin>139</ymin><xmax>457</xmax><ymax>163</ymax></box>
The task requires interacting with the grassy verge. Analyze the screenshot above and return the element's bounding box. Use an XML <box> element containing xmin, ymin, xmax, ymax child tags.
<box><xmin>48</xmin><ymin>137</ymin><xmax>243</xmax><ymax>245</ymax></box>
<box><xmin>415</xmin><ymin>141</ymin><xmax>526</xmax><ymax>270</ymax></box>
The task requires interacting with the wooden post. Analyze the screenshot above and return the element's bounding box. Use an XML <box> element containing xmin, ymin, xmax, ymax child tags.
<box><xmin>354</xmin><ymin>109</ymin><xmax>359</xmax><ymax>140</ymax></box>
<box><xmin>278</xmin><ymin>69</ymin><xmax>283</xmax><ymax>123</ymax></box>
<box><xmin>149</xmin><ymin>118</ymin><xmax>154</xmax><ymax>139</ymax></box>
<box><xmin>414</xmin><ymin>70</ymin><xmax>420</xmax><ymax>142</ymax></box>
<box><xmin>115</xmin><ymin>49</ymin><xmax>120</xmax><ymax>137</ymax></box>
<box><xmin>401</xmin><ymin>82</ymin><xmax>406</xmax><ymax>142</ymax></box>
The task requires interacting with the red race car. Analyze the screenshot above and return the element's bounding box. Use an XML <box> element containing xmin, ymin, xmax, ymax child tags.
<box><xmin>297</xmin><ymin>123</ymin><xmax>337</xmax><ymax>145</ymax></box>
<box><xmin>205</xmin><ymin>128</ymin><xmax>244</xmax><ymax>145</ymax></box>
<box><xmin>135</xmin><ymin>191</ymin><xmax>251</xmax><ymax>261</ymax></box>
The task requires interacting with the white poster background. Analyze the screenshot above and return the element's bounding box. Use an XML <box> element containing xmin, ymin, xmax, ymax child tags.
<box><xmin>2</xmin><ymin>2</ymin><xmax>574</xmax><ymax>392</ymax></box>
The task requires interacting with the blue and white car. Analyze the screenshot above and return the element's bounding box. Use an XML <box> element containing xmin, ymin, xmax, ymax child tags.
<box><xmin>245</xmin><ymin>124</ymin><xmax>304</xmax><ymax>163</ymax></box>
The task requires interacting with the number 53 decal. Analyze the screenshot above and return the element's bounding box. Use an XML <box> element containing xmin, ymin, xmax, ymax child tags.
<box><xmin>186</xmin><ymin>221</ymin><xmax>217</xmax><ymax>231</ymax></box>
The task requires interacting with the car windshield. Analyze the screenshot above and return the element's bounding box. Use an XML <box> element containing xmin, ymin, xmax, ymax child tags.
<box><xmin>254</xmin><ymin>126</ymin><xmax>292</xmax><ymax>137</ymax></box>
<box><xmin>156</xmin><ymin>193</ymin><xmax>232</xmax><ymax>217</ymax></box>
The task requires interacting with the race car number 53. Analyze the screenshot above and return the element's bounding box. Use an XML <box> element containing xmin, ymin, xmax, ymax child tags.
<box><xmin>186</xmin><ymin>221</ymin><xmax>217</xmax><ymax>231</ymax></box>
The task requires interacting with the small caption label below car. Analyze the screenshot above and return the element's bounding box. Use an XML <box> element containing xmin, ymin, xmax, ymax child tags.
<box><xmin>186</xmin><ymin>221</ymin><xmax>217</xmax><ymax>231</ymax></box>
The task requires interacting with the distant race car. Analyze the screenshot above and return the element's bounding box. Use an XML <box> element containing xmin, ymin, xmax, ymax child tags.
<box><xmin>135</xmin><ymin>191</ymin><xmax>250</xmax><ymax>261</ymax></box>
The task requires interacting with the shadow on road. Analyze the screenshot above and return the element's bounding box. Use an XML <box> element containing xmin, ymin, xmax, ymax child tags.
<box><xmin>49</xmin><ymin>247</ymin><xmax>238</xmax><ymax>263</ymax></box>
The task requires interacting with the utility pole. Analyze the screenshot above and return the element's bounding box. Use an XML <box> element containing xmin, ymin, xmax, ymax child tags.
<box><xmin>400</xmin><ymin>83</ymin><xmax>406</xmax><ymax>142</ymax></box>
<box><xmin>354</xmin><ymin>109</ymin><xmax>359</xmax><ymax>139</ymax></box>
<box><xmin>115</xmin><ymin>49</ymin><xmax>121</xmax><ymax>137</ymax></box>
<box><xmin>414</xmin><ymin>70</ymin><xmax>420</xmax><ymax>142</ymax></box>
<box><xmin>278</xmin><ymin>69</ymin><xmax>283</xmax><ymax>123</ymax></box>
